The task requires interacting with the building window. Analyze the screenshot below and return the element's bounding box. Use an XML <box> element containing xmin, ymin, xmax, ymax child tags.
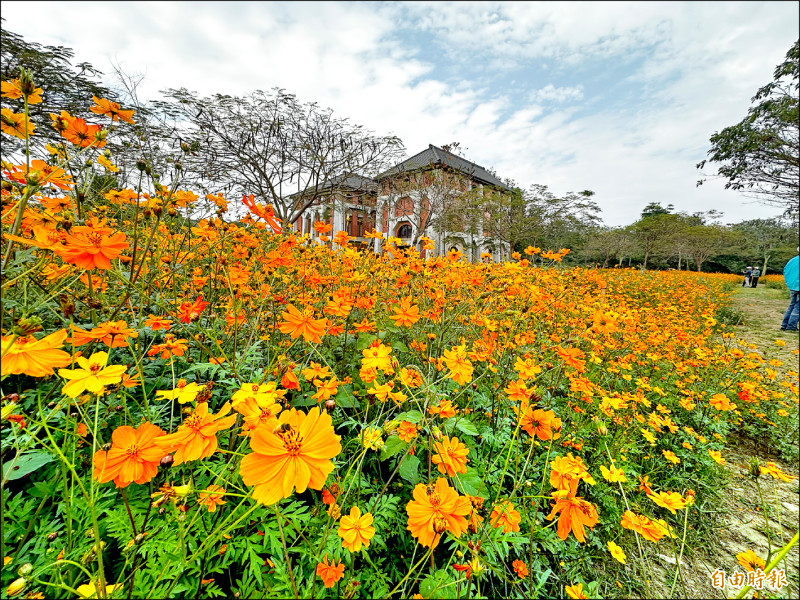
<box><xmin>397</xmin><ymin>224</ymin><xmax>412</xmax><ymax>239</ymax></box>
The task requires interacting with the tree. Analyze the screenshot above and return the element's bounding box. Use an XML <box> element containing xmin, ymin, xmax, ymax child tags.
<box><xmin>678</xmin><ymin>225</ymin><xmax>740</xmax><ymax>272</ymax></box>
<box><xmin>522</xmin><ymin>186</ymin><xmax>602</xmax><ymax>255</ymax></box>
<box><xmin>697</xmin><ymin>40</ymin><xmax>799</xmax><ymax>221</ymax></box>
<box><xmin>1</xmin><ymin>22</ymin><xmax>116</xmax><ymax>154</ymax></box>
<box><xmin>732</xmin><ymin>218</ymin><xmax>796</xmax><ymax>274</ymax></box>
<box><xmin>641</xmin><ymin>202</ymin><xmax>674</xmax><ymax>219</ymax></box>
<box><xmin>160</xmin><ymin>88</ymin><xmax>404</xmax><ymax>225</ymax></box>
<box><xmin>627</xmin><ymin>213</ymin><xmax>678</xmax><ymax>270</ymax></box>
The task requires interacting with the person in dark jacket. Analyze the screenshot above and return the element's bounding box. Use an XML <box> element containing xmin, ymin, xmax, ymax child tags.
<box><xmin>750</xmin><ymin>267</ymin><xmax>761</xmax><ymax>288</ymax></box>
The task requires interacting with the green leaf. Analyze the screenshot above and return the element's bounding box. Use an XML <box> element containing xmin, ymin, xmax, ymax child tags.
<box><xmin>398</xmin><ymin>455</ymin><xmax>420</xmax><ymax>486</ymax></box>
<box><xmin>454</xmin><ymin>418</ymin><xmax>479</xmax><ymax>436</ymax></box>
<box><xmin>420</xmin><ymin>569</ymin><xmax>457</xmax><ymax>599</ymax></box>
<box><xmin>395</xmin><ymin>410</ymin><xmax>423</xmax><ymax>423</ymax></box>
<box><xmin>355</xmin><ymin>334</ymin><xmax>378</xmax><ymax>350</ymax></box>
<box><xmin>380</xmin><ymin>436</ymin><xmax>406</xmax><ymax>461</ymax></box>
<box><xmin>391</xmin><ymin>340</ymin><xmax>409</xmax><ymax>353</ymax></box>
<box><xmin>2</xmin><ymin>452</ymin><xmax>54</xmax><ymax>481</ymax></box>
<box><xmin>335</xmin><ymin>384</ymin><xmax>360</xmax><ymax>408</ymax></box>
<box><xmin>453</xmin><ymin>468</ymin><xmax>488</xmax><ymax>498</ymax></box>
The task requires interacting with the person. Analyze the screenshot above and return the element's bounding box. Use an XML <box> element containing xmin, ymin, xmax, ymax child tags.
<box><xmin>780</xmin><ymin>249</ymin><xmax>799</xmax><ymax>332</ymax></box>
<box><xmin>750</xmin><ymin>267</ymin><xmax>761</xmax><ymax>288</ymax></box>
<box><xmin>742</xmin><ymin>266</ymin><xmax>752</xmax><ymax>287</ymax></box>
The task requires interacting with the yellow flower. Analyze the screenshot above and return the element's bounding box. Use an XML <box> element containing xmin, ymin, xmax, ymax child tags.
<box><xmin>58</xmin><ymin>351</ymin><xmax>127</xmax><ymax>397</ymax></box>
<box><xmin>76</xmin><ymin>582</ymin><xmax>122</xmax><ymax>599</ymax></box>
<box><xmin>599</xmin><ymin>464</ymin><xmax>627</xmax><ymax>483</ymax></box>
<box><xmin>607</xmin><ymin>540</ymin><xmax>626</xmax><ymax>564</ymax></box>
<box><xmin>337</xmin><ymin>506</ymin><xmax>375</xmax><ymax>552</ymax></box>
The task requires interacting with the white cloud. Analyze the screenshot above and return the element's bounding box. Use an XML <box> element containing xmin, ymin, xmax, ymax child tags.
<box><xmin>530</xmin><ymin>84</ymin><xmax>584</xmax><ymax>103</ymax></box>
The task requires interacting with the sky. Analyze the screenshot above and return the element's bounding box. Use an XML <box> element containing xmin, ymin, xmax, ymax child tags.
<box><xmin>2</xmin><ymin>1</ymin><xmax>797</xmax><ymax>226</ymax></box>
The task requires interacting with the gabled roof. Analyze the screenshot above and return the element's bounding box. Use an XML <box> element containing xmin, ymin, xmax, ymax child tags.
<box><xmin>376</xmin><ymin>144</ymin><xmax>509</xmax><ymax>190</ymax></box>
<box><xmin>287</xmin><ymin>172</ymin><xmax>377</xmax><ymax>199</ymax></box>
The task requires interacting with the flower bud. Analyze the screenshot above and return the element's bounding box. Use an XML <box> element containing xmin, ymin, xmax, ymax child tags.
<box><xmin>324</xmin><ymin>399</ymin><xmax>336</xmax><ymax>411</ymax></box>
<box><xmin>13</xmin><ymin>316</ymin><xmax>42</xmax><ymax>336</ymax></box>
<box><xmin>6</xmin><ymin>578</ymin><xmax>26</xmax><ymax>597</ymax></box>
<box><xmin>17</xmin><ymin>563</ymin><xmax>33</xmax><ymax>577</ymax></box>
<box><xmin>160</xmin><ymin>455</ymin><xmax>174</xmax><ymax>468</ymax></box>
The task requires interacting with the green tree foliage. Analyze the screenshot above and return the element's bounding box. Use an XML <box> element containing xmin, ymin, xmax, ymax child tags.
<box><xmin>640</xmin><ymin>202</ymin><xmax>674</xmax><ymax>219</ymax></box>
<box><xmin>698</xmin><ymin>40</ymin><xmax>799</xmax><ymax>220</ymax></box>
<box><xmin>522</xmin><ymin>186</ymin><xmax>602</xmax><ymax>257</ymax></box>
<box><xmin>732</xmin><ymin>217</ymin><xmax>796</xmax><ymax>274</ymax></box>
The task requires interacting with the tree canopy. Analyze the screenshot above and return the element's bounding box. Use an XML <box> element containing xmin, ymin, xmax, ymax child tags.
<box><xmin>697</xmin><ymin>40</ymin><xmax>799</xmax><ymax>221</ymax></box>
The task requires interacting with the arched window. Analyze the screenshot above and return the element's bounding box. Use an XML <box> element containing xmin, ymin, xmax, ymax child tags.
<box><xmin>397</xmin><ymin>224</ymin><xmax>412</xmax><ymax>239</ymax></box>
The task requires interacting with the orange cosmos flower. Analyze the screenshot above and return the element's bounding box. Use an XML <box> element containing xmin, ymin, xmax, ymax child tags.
<box><xmin>549</xmin><ymin>453</ymin><xmax>594</xmax><ymax>493</ymax></box>
<box><xmin>154</xmin><ymin>403</ymin><xmax>236</xmax><ymax>465</ymax></box>
<box><xmin>709</xmin><ymin>393</ymin><xmax>736</xmax><ymax>411</ymax></box>
<box><xmin>3</xmin><ymin>225</ymin><xmax>65</xmax><ymax>251</ymax></box>
<box><xmin>518</xmin><ymin>403</ymin><xmax>559</xmax><ymax>441</ymax></box>
<box><xmin>638</xmin><ymin>475</ymin><xmax>654</xmax><ymax>495</ymax></box>
<box><xmin>92</xmin><ymin>422</ymin><xmax>166</xmax><ymax>488</ymax></box>
<box><xmin>58</xmin><ymin>351</ymin><xmax>127</xmax><ymax>397</ymax></box>
<box><xmin>147</xmin><ymin>335</ymin><xmax>189</xmax><ymax>360</ymax></box>
<box><xmin>565</xmin><ymin>583</ymin><xmax>588</xmax><ymax>599</ymax></box>
<box><xmin>239</xmin><ymin>406</ymin><xmax>341</xmax><ymax>505</ymax></box>
<box><xmin>442</xmin><ymin>345</ymin><xmax>473</xmax><ymax>385</ymax></box>
<box><xmin>361</xmin><ymin>342</ymin><xmax>393</xmax><ymax>372</ymax></box>
<box><xmin>759</xmin><ymin>461</ymin><xmax>795</xmax><ymax>482</ymax></box>
<box><xmin>736</xmin><ymin>549</ymin><xmax>766</xmax><ymax>572</ymax></box>
<box><xmin>428</xmin><ymin>398</ymin><xmax>457</xmax><ymax>419</ymax></box>
<box><xmin>3</xmin><ymin>159</ymin><xmax>72</xmax><ymax>190</ymax></box>
<box><xmin>316</xmin><ymin>554</ymin><xmax>345</xmax><ymax>588</ymax></box>
<box><xmin>56</xmin><ymin>221</ymin><xmax>128</xmax><ymax>270</ymax></box>
<box><xmin>662</xmin><ymin>450</ymin><xmax>680</xmax><ymax>464</ymax></box>
<box><xmin>198</xmin><ymin>485</ymin><xmax>227</xmax><ymax>512</ymax></box>
<box><xmin>71</xmin><ymin>320</ymin><xmax>138</xmax><ymax>348</ymax></box>
<box><xmin>546</xmin><ymin>491</ymin><xmax>599</xmax><ymax>543</ymax></box>
<box><xmin>620</xmin><ymin>510</ymin><xmax>674</xmax><ymax>543</ymax></box>
<box><xmin>90</xmin><ymin>96</ymin><xmax>135</xmax><ymax>123</ymax></box>
<box><xmin>398</xmin><ymin>421</ymin><xmax>419</xmax><ymax>442</ymax></box>
<box><xmin>389</xmin><ymin>296</ymin><xmax>420</xmax><ymax>327</ymax></box>
<box><xmin>143</xmin><ymin>315</ymin><xmax>172</xmax><ymax>331</ymax></box>
<box><xmin>647</xmin><ymin>491</ymin><xmax>687</xmax><ymax>514</ymax></box>
<box><xmin>61</xmin><ymin>115</ymin><xmax>105</xmax><ymax>148</ymax></box>
<box><xmin>504</xmin><ymin>379</ymin><xmax>530</xmax><ymax>402</ymax></box>
<box><xmin>337</xmin><ymin>506</ymin><xmax>375</xmax><ymax>552</ymax></box>
<box><xmin>431</xmin><ymin>435</ymin><xmax>469</xmax><ymax>477</ymax></box>
<box><xmin>1</xmin><ymin>78</ymin><xmax>43</xmax><ymax>103</ymax></box>
<box><xmin>405</xmin><ymin>477</ymin><xmax>472</xmax><ymax>549</ymax></box>
<box><xmin>1</xmin><ymin>108</ymin><xmax>34</xmax><ymax>139</ymax></box>
<box><xmin>490</xmin><ymin>500</ymin><xmax>522</xmax><ymax>533</ymax></box>
<box><xmin>1</xmin><ymin>329</ymin><xmax>71</xmax><ymax>377</ymax></box>
<box><xmin>555</xmin><ymin>346</ymin><xmax>586</xmax><ymax>373</ymax></box>
<box><xmin>512</xmin><ymin>559</ymin><xmax>528</xmax><ymax>579</ymax></box>
<box><xmin>353</xmin><ymin>318</ymin><xmax>376</xmax><ymax>333</ymax></box>
<box><xmin>177</xmin><ymin>295</ymin><xmax>208</xmax><ymax>324</ymax></box>
<box><xmin>278</xmin><ymin>303</ymin><xmax>326</xmax><ymax>344</ymax></box>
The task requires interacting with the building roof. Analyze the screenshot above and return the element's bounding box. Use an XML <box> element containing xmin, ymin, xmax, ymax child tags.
<box><xmin>376</xmin><ymin>144</ymin><xmax>509</xmax><ymax>190</ymax></box>
<box><xmin>286</xmin><ymin>172</ymin><xmax>377</xmax><ymax>199</ymax></box>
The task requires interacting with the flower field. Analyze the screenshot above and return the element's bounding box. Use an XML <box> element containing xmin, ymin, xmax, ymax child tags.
<box><xmin>2</xmin><ymin>83</ymin><xmax>798</xmax><ymax>599</ymax></box>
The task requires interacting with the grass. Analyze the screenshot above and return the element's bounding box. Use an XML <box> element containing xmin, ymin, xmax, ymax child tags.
<box><xmin>729</xmin><ymin>286</ymin><xmax>798</xmax><ymax>371</ymax></box>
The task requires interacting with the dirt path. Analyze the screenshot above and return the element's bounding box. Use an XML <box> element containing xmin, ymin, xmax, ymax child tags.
<box><xmin>648</xmin><ymin>286</ymin><xmax>799</xmax><ymax>599</ymax></box>
<box><xmin>730</xmin><ymin>285</ymin><xmax>798</xmax><ymax>370</ymax></box>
